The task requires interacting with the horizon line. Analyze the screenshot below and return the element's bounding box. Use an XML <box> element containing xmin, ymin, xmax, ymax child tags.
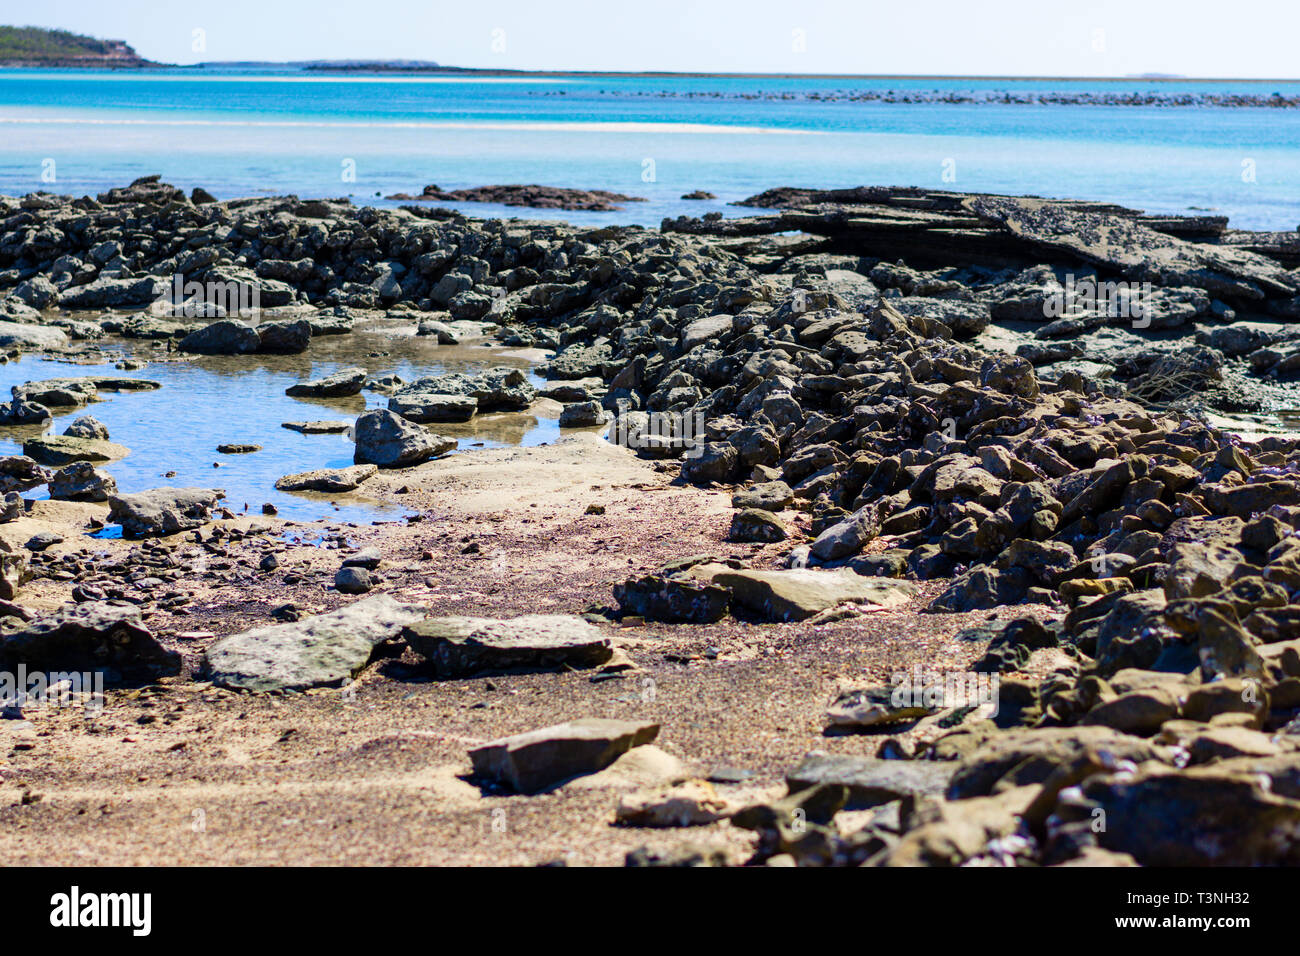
<box><xmin>10</xmin><ymin>61</ymin><xmax>1300</xmax><ymax>83</ymax></box>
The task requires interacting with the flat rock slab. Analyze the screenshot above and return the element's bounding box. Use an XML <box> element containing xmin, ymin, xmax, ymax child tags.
<box><xmin>469</xmin><ymin>718</ymin><xmax>660</xmax><ymax>794</ymax></box>
<box><xmin>108</xmin><ymin>487</ymin><xmax>220</xmax><ymax>538</ymax></box>
<box><xmin>0</xmin><ymin>321</ymin><xmax>68</xmax><ymax>349</ymax></box>
<box><xmin>0</xmin><ymin>602</ymin><xmax>181</xmax><ymax>682</ymax></box>
<box><xmin>786</xmin><ymin>754</ymin><xmax>955</xmax><ymax>809</ymax></box>
<box><xmin>285</xmin><ymin>366</ymin><xmax>367</xmax><ymax>397</ymax></box>
<box><xmin>22</xmin><ymin>435</ymin><xmax>129</xmax><ymax>466</ymax></box>
<box><xmin>825</xmin><ymin>685</ymin><xmax>936</xmax><ymax>729</ymax></box>
<box><xmin>203</xmin><ymin>593</ymin><xmax>428</xmax><ymax>692</ymax></box>
<box><xmin>687</xmin><ymin>564</ymin><xmax>917</xmax><ymax>622</ymax></box>
<box><xmin>403</xmin><ymin>614</ymin><xmax>613</xmax><ymax>678</ymax></box>
<box><xmin>275</xmin><ymin>464</ymin><xmax>377</xmax><ymax>493</ymax></box>
<box><xmin>388</xmin><ymin>392</ymin><xmax>478</xmax><ymax>423</ymax></box>
<box><xmin>282</xmin><ymin>420</ymin><xmax>351</xmax><ymax>434</ymax></box>
<box><xmin>970</xmin><ymin>196</ymin><xmax>1300</xmax><ymax>300</ymax></box>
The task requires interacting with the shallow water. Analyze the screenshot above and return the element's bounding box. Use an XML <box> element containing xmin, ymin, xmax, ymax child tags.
<box><xmin>0</xmin><ymin>320</ymin><xmax>558</xmax><ymax>524</ymax></box>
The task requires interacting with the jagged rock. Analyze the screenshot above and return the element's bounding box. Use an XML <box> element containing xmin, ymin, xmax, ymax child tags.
<box><xmin>728</xmin><ymin>508</ymin><xmax>788</xmax><ymax>542</ymax></box>
<box><xmin>869</xmin><ymin>785</ymin><xmax>1039</xmax><ymax>867</ymax></box>
<box><xmin>970</xmin><ymin>195</ymin><xmax>1300</xmax><ymax>300</ymax></box>
<box><xmin>275</xmin><ymin>464</ymin><xmax>377</xmax><ymax>492</ymax></box>
<box><xmin>0</xmin><ymin>602</ymin><xmax>180</xmax><ymax>682</ymax></box>
<box><xmin>0</xmin><ymin>456</ymin><xmax>50</xmax><ymax>493</ymax></box>
<box><xmin>62</xmin><ymin>415</ymin><xmax>109</xmax><ymax>440</ymax></box>
<box><xmin>12</xmin><ymin>378</ymin><xmax>97</xmax><ymax>406</ymax></box>
<box><xmin>614</xmin><ymin>569</ymin><xmax>731</xmax><ymax>623</ymax></box>
<box><xmin>0</xmin><ymin>492</ymin><xmax>22</xmax><ymax>524</ymax></box>
<box><xmin>1058</xmin><ymin>765</ymin><xmax>1300</xmax><ymax>865</ymax></box>
<box><xmin>944</xmin><ymin>726</ymin><xmax>1169</xmax><ymax>799</ymax></box>
<box><xmin>392</xmin><ymin>367</ymin><xmax>535</xmax><ymax>412</ymax></box>
<box><xmin>48</xmin><ymin>461</ymin><xmax>117</xmax><ymax>502</ymax></box>
<box><xmin>0</xmin><ymin>397</ymin><xmax>51</xmax><ymax>425</ymax></box>
<box><xmin>810</xmin><ymin>503</ymin><xmax>880</xmax><ymax>561</ymax></box>
<box><xmin>469</xmin><ymin>718</ymin><xmax>660</xmax><ymax>793</ymax></box>
<box><xmin>0</xmin><ymin>549</ymin><xmax>27</xmax><ymax>598</ymax></box>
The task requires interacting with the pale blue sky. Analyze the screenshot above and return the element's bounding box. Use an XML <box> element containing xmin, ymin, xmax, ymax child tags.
<box><xmin>14</xmin><ymin>0</ymin><xmax>1299</xmax><ymax>77</ymax></box>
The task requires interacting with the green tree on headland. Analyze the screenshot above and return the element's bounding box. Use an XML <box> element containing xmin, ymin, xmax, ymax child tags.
<box><xmin>0</xmin><ymin>25</ymin><xmax>150</xmax><ymax>65</ymax></box>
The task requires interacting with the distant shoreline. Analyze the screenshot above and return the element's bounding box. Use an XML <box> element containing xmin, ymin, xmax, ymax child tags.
<box><xmin>4</xmin><ymin>61</ymin><xmax>1300</xmax><ymax>83</ymax></box>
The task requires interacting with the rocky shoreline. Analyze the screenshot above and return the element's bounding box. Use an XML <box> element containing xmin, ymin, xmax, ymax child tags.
<box><xmin>3</xmin><ymin>177</ymin><xmax>1300</xmax><ymax>865</ymax></box>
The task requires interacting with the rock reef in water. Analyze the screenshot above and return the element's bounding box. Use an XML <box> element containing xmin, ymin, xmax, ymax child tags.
<box><xmin>385</xmin><ymin>183</ymin><xmax>648</xmax><ymax>211</ymax></box>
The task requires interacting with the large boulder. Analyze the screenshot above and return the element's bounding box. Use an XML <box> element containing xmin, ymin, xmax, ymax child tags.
<box><xmin>107</xmin><ymin>487</ymin><xmax>221</xmax><ymax>538</ymax></box>
<box><xmin>203</xmin><ymin>594</ymin><xmax>428</xmax><ymax>692</ymax></box>
<box><xmin>352</xmin><ymin>409</ymin><xmax>456</xmax><ymax>468</ymax></box>
<box><xmin>178</xmin><ymin>319</ymin><xmax>261</xmax><ymax>355</ymax></box>
<box><xmin>256</xmin><ymin>319</ymin><xmax>312</xmax><ymax>354</ymax></box>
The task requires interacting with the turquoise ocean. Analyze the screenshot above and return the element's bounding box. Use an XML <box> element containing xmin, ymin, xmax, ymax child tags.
<box><xmin>2</xmin><ymin>69</ymin><xmax>1299</xmax><ymax>228</ymax></box>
